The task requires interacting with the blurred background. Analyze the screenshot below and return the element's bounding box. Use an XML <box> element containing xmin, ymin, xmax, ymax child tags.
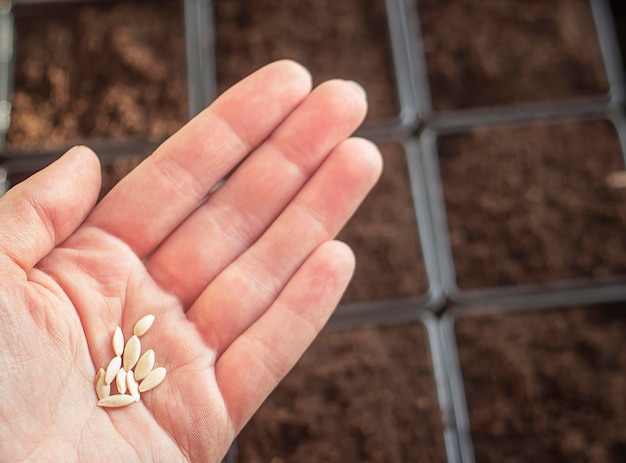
<box><xmin>2</xmin><ymin>0</ymin><xmax>626</xmax><ymax>462</ymax></box>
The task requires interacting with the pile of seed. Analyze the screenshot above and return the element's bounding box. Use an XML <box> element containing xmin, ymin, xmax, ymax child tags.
<box><xmin>95</xmin><ymin>314</ymin><xmax>167</xmax><ymax>408</ymax></box>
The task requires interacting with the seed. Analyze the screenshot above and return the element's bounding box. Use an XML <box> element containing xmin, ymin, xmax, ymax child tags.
<box><xmin>133</xmin><ymin>314</ymin><xmax>155</xmax><ymax>337</ymax></box>
<box><xmin>138</xmin><ymin>367</ymin><xmax>167</xmax><ymax>393</ymax></box>
<box><xmin>94</xmin><ymin>368</ymin><xmax>104</xmax><ymax>388</ymax></box>
<box><xmin>112</xmin><ymin>326</ymin><xmax>124</xmax><ymax>357</ymax></box>
<box><xmin>95</xmin><ymin>368</ymin><xmax>110</xmax><ymax>400</ymax></box>
<box><xmin>105</xmin><ymin>356</ymin><xmax>122</xmax><ymax>385</ymax></box>
<box><xmin>98</xmin><ymin>394</ymin><xmax>136</xmax><ymax>408</ymax></box>
<box><xmin>126</xmin><ymin>370</ymin><xmax>140</xmax><ymax>401</ymax></box>
<box><xmin>134</xmin><ymin>349</ymin><xmax>155</xmax><ymax>381</ymax></box>
<box><xmin>116</xmin><ymin>368</ymin><xmax>127</xmax><ymax>394</ymax></box>
<box><xmin>123</xmin><ymin>335</ymin><xmax>141</xmax><ymax>371</ymax></box>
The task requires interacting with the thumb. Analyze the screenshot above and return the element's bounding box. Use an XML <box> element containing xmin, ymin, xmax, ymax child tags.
<box><xmin>0</xmin><ymin>146</ymin><xmax>101</xmax><ymax>274</ymax></box>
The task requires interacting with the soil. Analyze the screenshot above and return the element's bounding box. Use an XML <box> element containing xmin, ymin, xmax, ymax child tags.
<box><xmin>7</xmin><ymin>0</ymin><xmax>187</xmax><ymax>150</ymax></box>
<box><xmin>455</xmin><ymin>304</ymin><xmax>626</xmax><ymax>463</ymax></box>
<box><xmin>237</xmin><ymin>323</ymin><xmax>447</xmax><ymax>463</ymax></box>
<box><xmin>417</xmin><ymin>0</ymin><xmax>610</xmax><ymax>111</ymax></box>
<box><xmin>214</xmin><ymin>0</ymin><xmax>399</xmax><ymax>124</ymax></box>
<box><xmin>437</xmin><ymin>119</ymin><xmax>626</xmax><ymax>291</ymax></box>
<box><xmin>338</xmin><ymin>142</ymin><xmax>428</xmax><ymax>303</ymax></box>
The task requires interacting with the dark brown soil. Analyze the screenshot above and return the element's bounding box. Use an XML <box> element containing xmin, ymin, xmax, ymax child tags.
<box><xmin>417</xmin><ymin>0</ymin><xmax>610</xmax><ymax>110</ymax></box>
<box><xmin>238</xmin><ymin>323</ymin><xmax>447</xmax><ymax>463</ymax></box>
<box><xmin>7</xmin><ymin>0</ymin><xmax>187</xmax><ymax>150</ymax></box>
<box><xmin>339</xmin><ymin>142</ymin><xmax>428</xmax><ymax>303</ymax></box>
<box><xmin>456</xmin><ymin>304</ymin><xmax>626</xmax><ymax>463</ymax></box>
<box><xmin>214</xmin><ymin>0</ymin><xmax>399</xmax><ymax>124</ymax></box>
<box><xmin>438</xmin><ymin>119</ymin><xmax>626</xmax><ymax>290</ymax></box>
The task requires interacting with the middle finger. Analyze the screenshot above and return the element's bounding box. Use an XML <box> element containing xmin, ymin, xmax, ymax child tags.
<box><xmin>145</xmin><ymin>79</ymin><xmax>367</xmax><ymax>306</ymax></box>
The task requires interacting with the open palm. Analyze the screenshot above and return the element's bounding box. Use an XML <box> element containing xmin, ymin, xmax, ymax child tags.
<box><xmin>0</xmin><ymin>61</ymin><xmax>382</xmax><ymax>462</ymax></box>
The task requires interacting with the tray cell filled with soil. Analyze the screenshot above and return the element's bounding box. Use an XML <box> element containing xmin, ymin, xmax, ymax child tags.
<box><xmin>214</xmin><ymin>0</ymin><xmax>406</xmax><ymax>128</ymax></box>
<box><xmin>453</xmin><ymin>304</ymin><xmax>626</xmax><ymax>463</ymax></box>
<box><xmin>237</xmin><ymin>322</ymin><xmax>448</xmax><ymax>463</ymax></box>
<box><xmin>337</xmin><ymin>141</ymin><xmax>433</xmax><ymax>308</ymax></box>
<box><xmin>416</xmin><ymin>0</ymin><xmax>610</xmax><ymax>112</ymax></box>
<box><xmin>5</xmin><ymin>0</ymin><xmax>188</xmax><ymax>152</ymax></box>
<box><xmin>432</xmin><ymin>118</ymin><xmax>626</xmax><ymax>297</ymax></box>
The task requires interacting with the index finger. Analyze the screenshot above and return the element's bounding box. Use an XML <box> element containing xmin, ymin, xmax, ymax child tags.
<box><xmin>85</xmin><ymin>60</ymin><xmax>313</xmax><ymax>257</ymax></box>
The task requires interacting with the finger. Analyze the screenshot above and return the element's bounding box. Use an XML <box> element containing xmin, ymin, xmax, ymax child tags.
<box><xmin>0</xmin><ymin>146</ymin><xmax>101</xmax><ymax>274</ymax></box>
<box><xmin>145</xmin><ymin>79</ymin><xmax>368</xmax><ymax>306</ymax></box>
<box><xmin>215</xmin><ymin>240</ymin><xmax>355</xmax><ymax>430</ymax></box>
<box><xmin>187</xmin><ymin>137</ymin><xmax>382</xmax><ymax>354</ymax></box>
<box><xmin>85</xmin><ymin>60</ymin><xmax>313</xmax><ymax>257</ymax></box>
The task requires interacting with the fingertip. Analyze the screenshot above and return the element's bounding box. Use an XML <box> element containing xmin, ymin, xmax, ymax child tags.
<box><xmin>345</xmin><ymin>80</ymin><xmax>367</xmax><ymax>101</ymax></box>
<box><xmin>337</xmin><ymin>137</ymin><xmax>384</xmax><ymax>185</ymax></box>
<box><xmin>61</xmin><ymin>145</ymin><xmax>102</xmax><ymax>197</ymax></box>
<box><xmin>353</xmin><ymin>137</ymin><xmax>383</xmax><ymax>177</ymax></box>
<box><xmin>269</xmin><ymin>59</ymin><xmax>313</xmax><ymax>92</ymax></box>
<box><xmin>317</xmin><ymin>239</ymin><xmax>357</xmax><ymax>287</ymax></box>
<box><xmin>242</xmin><ymin>59</ymin><xmax>313</xmax><ymax>103</ymax></box>
<box><xmin>313</xmin><ymin>79</ymin><xmax>369</xmax><ymax>127</ymax></box>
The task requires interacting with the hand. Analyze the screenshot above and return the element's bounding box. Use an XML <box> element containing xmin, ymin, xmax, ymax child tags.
<box><xmin>0</xmin><ymin>60</ymin><xmax>382</xmax><ymax>462</ymax></box>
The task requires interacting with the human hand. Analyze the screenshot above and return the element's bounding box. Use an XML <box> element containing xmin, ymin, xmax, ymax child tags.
<box><xmin>0</xmin><ymin>61</ymin><xmax>382</xmax><ymax>462</ymax></box>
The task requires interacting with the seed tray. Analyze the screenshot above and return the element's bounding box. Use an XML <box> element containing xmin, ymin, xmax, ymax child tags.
<box><xmin>441</xmin><ymin>302</ymin><xmax>626</xmax><ymax>463</ymax></box>
<box><xmin>0</xmin><ymin>0</ymin><xmax>213</xmax><ymax>158</ymax></box>
<box><xmin>213</xmin><ymin>0</ymin><xmax>420</xmax><ymax>137</ymax></box>
<box><xmin>334</xmin><ymin>137</ymin><xmax>444</xmax><ymax>320</ymax></box>
<box><xmin>411</xmin><ymin>0</ymin><xmax>625</xmax><ymax>130</ymax></box>
<box><xmin>236</xmin><ymin>311</ymin><xmax>459</xmax><ymax>463</ymax></box>
<box><xmin>3</xmin><ymin>0</ymin><xmax>626</xmax><ymax>462</ymax></box>
<box><xmin>422</xmin><ymin>113</ymin><xmax>626</xmax><ymax>308</ymax></box>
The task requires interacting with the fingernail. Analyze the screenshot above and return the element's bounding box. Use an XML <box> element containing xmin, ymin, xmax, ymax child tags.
<box><xmin>347</xmin><ymin>80</ymin><xmax>367</xmax><ymax>100</ymax></box>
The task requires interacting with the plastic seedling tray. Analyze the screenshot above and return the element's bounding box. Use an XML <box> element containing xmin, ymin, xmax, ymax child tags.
<box><xmin>212</xmin><ymin>0</ymin><xmax>419</xmax><ymax>136</ymax></box>
<box><xmin>0</xmin><ymin>1</ymin><xmax>12</xmax><ymax>150</ymax></box>
<box><xmin>441</xmin><ymin>302</ymin><xmax>626</xmax><ymax>463</ymax></box>
<box><xmin>423</xmin><ymin>114</ymin><xmax>626</xmax><ymax>307</ymax></box>
<box><xmin>412</xmin><ymin>0</ymin><xmax>625</xmax><ymax>129</ymax></box>
<box><xmin>331</xmin><ymin>138</ymin><xmax>443</xmax><ymax>321</ymax></box>
<box><xmin>236</xmin><ymin>312</ymin><xmax>459</xmax><ymax>463</ymax></box>
<box><xmin>0</xmin><ymin>0</ymin><xmax>214</xmax><ymax>161</ymax></box>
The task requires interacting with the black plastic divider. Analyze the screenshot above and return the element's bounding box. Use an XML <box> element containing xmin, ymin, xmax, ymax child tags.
<box><xmin>357</xmin><ymin>0</ymin><xmax>421</xmax><ymax>137</ymax></box>
<box><xmin>183</xmin><ymin>0</ymin><xmax>215</xmax><ymax>117</ymax></box>
<box><xmin>332</xmin><ymin>137</ymin><xmax>444</xmax><ymax>321</ymax></box>
<box><xmin>0</xmin><ymin>1</ymin><xmax>13</xmax><ymax>150</ymax></box>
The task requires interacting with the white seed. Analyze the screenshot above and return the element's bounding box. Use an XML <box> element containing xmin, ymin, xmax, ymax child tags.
<box><xmin>134</xmin><ymin>349</ymin><xmax>155</xmax><ymax>381</ymax></box>
<box><xmin>94</xmin><ymin>368</ymin><xmax>104</xmax><ymax>388</ymax></box>
<box><xmin>112</xmin><ymin>326</ymin><xmax>124</xmax><ymax>357</ymax></box>
<box><xmin>105</xmin><ymin>356</ymin><xmax>122</xmax><ymax>385</ymax></box>
<box><xmin>138</xmin><ymin>367</ymin><xmax>167</xmax><ymax>393</ymax></box>
<box><xmin>133</xmin><ymin>314</ymin><xmax>155</xmax><ymax>337</ymax></box>
<box><xmin>123</xmin><ymin>335</ymin><xmax>141</xmax><ymax>371</ymax></box>
<box><xmin>126</xmin><ymin>370</ymin><xmax>140</xmax><ymax>401</ymax></box>
<box><xmin>97</xmin><ymin>394</ymin><xmax>136</xmax><ymax>408</ymax></box>
<box><xmin>95</xmin><ymin>368</ymin><xmax>110</xmax><ymax>400</ymax></box>
<box><xmin>116</xmin><ymin>368</ymin><xmax>127</xmax><ymax>394</ymax></box>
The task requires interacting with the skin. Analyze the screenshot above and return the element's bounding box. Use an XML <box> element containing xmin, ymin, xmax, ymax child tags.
<box><xmin>0</xmin><ymin>60</ymin><xmax>382</xmax><ymax>462</ymax></box>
